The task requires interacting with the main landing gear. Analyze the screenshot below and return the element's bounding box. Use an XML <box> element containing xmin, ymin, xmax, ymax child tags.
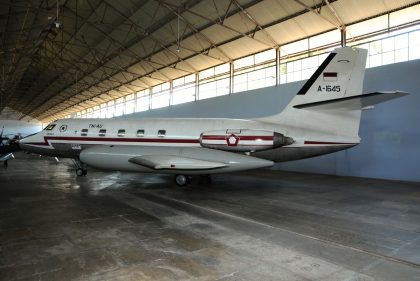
<box><xmin>174</xmin><ymin>174</ymin><xmax>212</xmax><ymax>186</ymax></box>
<box><xmin>174</xmin><ymin>174</ymin><xmax>191</xmax><ymax>187</ymax></box>
<box><xmin>72</xmin><ymin>158</ymin><xmax>87</xmax><ymax>176</ymax></box>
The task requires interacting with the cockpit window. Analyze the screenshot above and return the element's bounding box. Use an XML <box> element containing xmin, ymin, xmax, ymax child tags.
<box><xmin>44</xmin><ymin>124</ymin><xmax>56</xmax><ymax>131</ymax></box>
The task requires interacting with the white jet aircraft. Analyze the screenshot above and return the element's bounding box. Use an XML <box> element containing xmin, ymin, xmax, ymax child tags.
<box><xmin>19</xmin><ymin>47</ymin><xmax>408</xmax><ymax>186</ymax></box>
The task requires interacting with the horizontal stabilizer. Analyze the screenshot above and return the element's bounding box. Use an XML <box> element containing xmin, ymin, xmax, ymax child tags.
<box><xmin>129</xmin><ymin>155</ymin><xmax>228</xmax><ymax>170</ymax></box>
<box><xmin>293</xmin><ymin>91</ymin><xmax>409</xmax><ymax>110</ymax></box>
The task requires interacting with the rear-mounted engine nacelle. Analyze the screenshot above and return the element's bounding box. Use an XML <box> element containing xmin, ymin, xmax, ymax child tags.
<box><xmin>199</xmin><ymin>129</ymin><xmax>293</xmax><ymax>152</ymax></box>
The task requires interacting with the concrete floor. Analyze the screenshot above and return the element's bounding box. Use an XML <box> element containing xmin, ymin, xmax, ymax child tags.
<box><xmin>1</xmin><ymin>153</ymin><xmax>420</xmax><ymax>281</ymax></box>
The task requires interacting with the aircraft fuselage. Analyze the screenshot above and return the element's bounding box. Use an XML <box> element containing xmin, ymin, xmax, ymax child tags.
<box><xmin>20</xmin><ymin>117</ymin><xmax>357</xmax><ymax>164</ymax></box>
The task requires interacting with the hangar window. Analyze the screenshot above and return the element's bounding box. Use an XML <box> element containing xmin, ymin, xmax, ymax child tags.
<box><xmin>151</xmin><ymin>83</ymin><xmax>170</xmax><ymax>109</ymax></box>
<box><xmin>157</xmin><ymin>130</ymin><xmax>166</xmax><ymax>137</ymax></box>
<box><xmin>93</xmin><ymin>106</ymin><xmax>100</xmax><ymax>118</ymax></box>
<box><xmin>409</xmin><ymin>30</ymin><xmax>420</xmax><ymax>60</ymax></box>
<box><xmin>117</xmin><ymin>129</ymin><xmax>126</xmax><ymax>137</ymax></box>
<box><xmin>81</xmin><ymin>129</ymin><xmax>88</xmax><ymax>136</ymax></box>
<box><xmin>172</xmin><ymin>74</ymin><xmax>196</xmax><ymax>105</ymax></box>
<box><xmin>199</xmin><ymin>78</ymin><xmax>229</xmax><ymax>100</ymax></box>
<box><xmin>125</xmin><ymin>94</ymin><xmax>135</xmax><ymax>114</ymax></box>
<box><xmin>99</xmin><ymin>129</ymin><xmax>106</xmax><ymax>137</ymax></box>
<box><xmin>233</xmin><ymin>49</ymin><xmax>276</xmax><ymax>93</ymax></box>
<box><xmin>44</xmin><ymin>124</ymin><xmax>56</xmax><ymax>130</ymax></box>
<box><xmin>86</xmin><ymin>108</ymin><xmax>93</xmax><ymax>118</ymax></box>
<box><xmin>100</xmin><ymin>103</ymin><xmax>107</xmax><ymax>118</ymax></box>
<box><xmin>349</xmin><ymin>28</ymin><xmax>420</xmax><ymax>68</ymax></box>
<box><xmin>136</xmin><ymin>90</ymin><xmax>150</xmax><ymax>112</ymax></box>
<box><xmin>107</xmin><ymin>101</ymin><xmax>115</xmax><ymax>118</ymax></box>
<box><xmin>136</xmin><ymin>130</ymin><xmax>145</xmax><ymax>137</ymax></box>
<box><xmin>198</xmin><ymin>63</ymin><xmax>230</xmax><ymax>100</ymax></box>
<box><xmin>115</xmin><ymin>97</ymin><xmax>125</xmax><ymax>116</ymax></box>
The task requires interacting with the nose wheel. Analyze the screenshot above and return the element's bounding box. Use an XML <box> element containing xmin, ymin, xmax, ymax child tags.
<box><xmin>76</xmin><ymin>168</ymin><xmax>87</xmax><ymax>176</ymax></box>
<box><xmin>174</xmin><ymin>174</ymin><xmax>191</xmax><ymax>186</ymax></box>
<box><xmin>73</xmin><ymin>158</ymin><xmax>87</xmax><ymax>177</ymax></box>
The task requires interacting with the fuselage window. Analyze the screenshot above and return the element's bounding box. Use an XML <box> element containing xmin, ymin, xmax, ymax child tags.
<box><xmin>44</xmin><ymin>124</ymin><xmax>56</xmax><ymax>131</ymax></box>
<box><xmin>158</xmin><ymin>130</ymin><xmax>166</xmax><ymax>137</ymax></box>
<box><xmin>117</xmin><ymin>129</ymin><xmax>125</xmax><ymax>137</ymax></box>
<box><xmin>99</xmin><ymin>129</ymin><xmax>106</xmax><ymax>137</ymax></box>
<box><xmin>136</xmin><ymin>129</ymin><xmax>144</xmax><ymax>137</ymax></box>
<box><xmin>81</xmin><ymin>129</ymin><xmax>88</xmax><ymax>136</ymax></box>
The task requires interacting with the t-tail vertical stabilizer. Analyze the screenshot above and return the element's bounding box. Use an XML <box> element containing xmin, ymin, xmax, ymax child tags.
<box><xmin>261</xmin><ymin>47</ymin><xmax>368</xmax><ymax>143</ymax></box>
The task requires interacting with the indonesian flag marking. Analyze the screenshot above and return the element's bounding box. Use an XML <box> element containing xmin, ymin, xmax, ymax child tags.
<box><xmin>323</xmin><ymin>72</ymin><xmax>337</xmax><ymax>81</ymax></box>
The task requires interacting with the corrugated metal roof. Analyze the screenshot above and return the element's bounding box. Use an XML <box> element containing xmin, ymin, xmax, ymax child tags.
<box><xmin>0</xmin><ymin>0</ymin><xmax>419</xmax><ymax>121</ymax></box>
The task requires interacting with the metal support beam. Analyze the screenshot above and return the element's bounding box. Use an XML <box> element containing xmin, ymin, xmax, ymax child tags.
<box><xmin>276</xmin><ymin>47</ymin><xmax>280</xmax><ymax>86</ymax></box>
<box><xmin>229</xmin><ymin>62</ymin><xmax>234</xmax><ymax>94</ymax></box>
<box><xmin>194</xmin><ymin>73</ymin><xmax>199</xmax><ymax>101</ymax></box>
<box><xmin>341</xmin><ymin>29</ymin><xmax>346</xmax><ymax>47</ymax></box>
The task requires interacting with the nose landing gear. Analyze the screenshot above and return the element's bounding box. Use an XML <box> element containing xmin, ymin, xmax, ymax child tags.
<box><xmin>72</xmin><ymin>158</ymin><xmax>87</xmax><ymax>177</ymax></box>
<box><xmin>76</xmin><ymin>168</ymin><xmax>87</xmax><ymax>176</ymax></box>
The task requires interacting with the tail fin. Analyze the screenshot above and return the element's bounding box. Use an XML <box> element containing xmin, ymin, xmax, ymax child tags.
<box><xmin>261</xmin><ymin>47</ymin><xmax>368</xmax><ymax>142</ymax></box>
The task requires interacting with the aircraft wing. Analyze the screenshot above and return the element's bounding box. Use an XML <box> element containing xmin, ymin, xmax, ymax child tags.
<box><xmin>79</xmin><ymin>145</ymin><xmax>273</xmax><ymax>173</ymax></box>
<box><xmin>293</xmin><ymin>91</ymin><xmax>409</xmax><ymax>110</ymax></box>
<box><xmin>129</xmin><ymin>155</ymin><xmax>227</xmax><ymax>170</ymax></box>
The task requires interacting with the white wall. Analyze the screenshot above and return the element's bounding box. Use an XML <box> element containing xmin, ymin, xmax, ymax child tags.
<box><xmin>125</xmin><ymin>59</ymin><xmax>420</xmax><ymax>182</ymax></box>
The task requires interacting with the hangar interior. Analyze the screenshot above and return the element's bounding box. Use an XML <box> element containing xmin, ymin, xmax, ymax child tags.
<box><xmin>1</xmin><ymin>0</ymin><xmax>420</xmax><ymax>280</ymax></box>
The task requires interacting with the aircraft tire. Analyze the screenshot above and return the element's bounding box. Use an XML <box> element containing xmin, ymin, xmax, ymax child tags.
<box><xmin>76</xmin><ymin>168</ymin><xmax>84</xmax><ymax>177</ymax></box>
<box><xmin>175</xmin><ymin>174</ymin><xmax>188</xmax><ymax>186</ymax></box>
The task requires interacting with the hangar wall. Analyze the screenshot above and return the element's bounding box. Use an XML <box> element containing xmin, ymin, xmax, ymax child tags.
<box><xmin>125</xmin><ymin>59</ymin><xmax>420</xmax><ymax>182</ymax></box>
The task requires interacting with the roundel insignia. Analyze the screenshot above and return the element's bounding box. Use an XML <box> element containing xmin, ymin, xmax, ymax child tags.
<box><xmin>59</xmin><ymin>125</ymin><xmax>68</xmax><ymax>132</ymax></box>
<box><xmin>226</xmin><ymin>134</ymin><xmax>239</xmax><ymax>146</ymax></box>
